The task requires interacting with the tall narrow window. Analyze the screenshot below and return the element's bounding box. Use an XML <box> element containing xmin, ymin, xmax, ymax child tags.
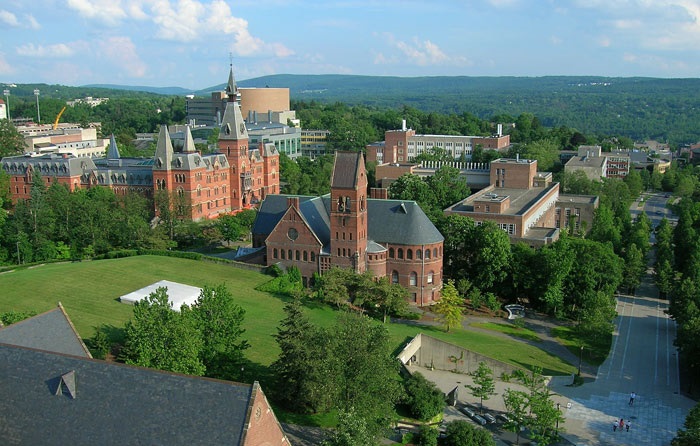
<box><xmin>409</xmin><ymin>272</ymin><xmax>417</xmax><ymax>286</ymax></box>
<box><xmin>391</xmin><ymin>270</ymin><xmax>399</xmax><ymax>284</ymax></box>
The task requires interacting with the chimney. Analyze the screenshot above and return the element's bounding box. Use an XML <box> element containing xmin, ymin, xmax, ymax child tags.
<box><xmin>497</xmin><ymin>123</ymin><xmax>503</xmax><ymax>137</ymax></box>
<box><xmin>287</xmin><ymin>196</ymin><xmax>300</xmax><ymax>209</ymax></box>
<box><xmin>402</xmin><ymin>119</ymin><xmax>407</xmax><ymax>131</ymax></box>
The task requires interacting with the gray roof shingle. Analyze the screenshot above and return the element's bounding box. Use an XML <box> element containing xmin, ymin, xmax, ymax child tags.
<box><xmin>0</xmin><ymin>344</ymin><xmax>254</xmax><ymax>445</ymax></box>
<box><xmin>0</xmin><ymin>305</ymin><xmax>91</xmax><ymax>358</ymax></box>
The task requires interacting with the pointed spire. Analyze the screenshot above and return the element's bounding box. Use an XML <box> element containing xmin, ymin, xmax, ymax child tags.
<box><xmin>183</xmin><ymin>125</ymin><xmax>196</xmax><ymax>153</ymax></box>
<box><xmin>225</xmin><ymin>63</ymin><xmax>238</xmax><ymax>103</ymax></box>
<box><xmin>154</xmin><ymin>125</ymin><xmax>174</xmax><ymax>169</ymax></box>
<box><xmin>107</xmin><ymin>134</ymin><xmax>120</xmax><ymax>159</ymax></box>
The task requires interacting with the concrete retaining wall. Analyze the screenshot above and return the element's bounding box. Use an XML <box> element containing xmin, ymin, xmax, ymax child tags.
<box><xmin>398</xmin><ymin>333</ymin><xmax>522</xmax><ymax>377</ymax></box>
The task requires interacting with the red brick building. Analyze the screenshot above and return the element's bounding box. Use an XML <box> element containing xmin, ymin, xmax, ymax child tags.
<box><xmin>1</xmin><ymin>66</ymin><xmax>280</xmax><ymax>221</ymax></box>
<box><xmin>253</xmin><ymin>152</ymin><xmax>444</xmax><ymax>306</ymax></box>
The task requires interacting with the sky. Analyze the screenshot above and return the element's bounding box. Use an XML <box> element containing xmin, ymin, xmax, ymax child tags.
<box><xmin>1</xmin><ymin>0</ymin><xmax>699</xmax><ymax>89</ymax></box>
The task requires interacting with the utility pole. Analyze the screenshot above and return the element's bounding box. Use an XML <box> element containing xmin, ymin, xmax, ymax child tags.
<box><xmin>34</xmin><ymin>89</ymin><xmax>40</xmax><ymax>124</ymax></box>
<box><xmin>3</xmin><ymin>89</ymin><xmax>9</xmax><ymax>120</ymax></box>
<box><xmin>578</xmin><ymin>345</ymin><xmax>584</xmax><ymax>376</ymax></box>
<box><xmin>16</xmin><ymin>241</ymin><xmax>20</xmax><ymax>265</ymax></box>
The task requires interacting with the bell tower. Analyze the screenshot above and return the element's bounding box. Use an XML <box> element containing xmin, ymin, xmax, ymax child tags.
<box><xmin>217</xmin><ymin>63</ymin><xmax>250</xmax><ymax>209</ymax></box>
<box><xmin>329</xmin><ymin>152</ymin><xmax>368</xmax><ymax>272</ymax></box>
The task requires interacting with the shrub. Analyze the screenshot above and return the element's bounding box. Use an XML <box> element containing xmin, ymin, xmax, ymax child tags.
<box><xmin>484</xmin><ymin>293</ymin><xmax>500</xmax><ymax>312</ymax></box>
<box><xmin>415</xmin><ymin>425</ymin><xmax>439</xmax><ymax>446</ymax></box>
<box><xmin>88</xmin><ymin>329</ymin><xmax>111</xmax><ymax>359</ymax></box>
<box><xmin>404</xmin><ymin>372</ymin><xmax>447</xmax><ymax>421</ymax></box>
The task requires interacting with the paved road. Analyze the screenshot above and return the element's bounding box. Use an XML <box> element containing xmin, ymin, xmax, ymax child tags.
<box><xmin>549</xmin><ymin>193</ymin><xmax>695</xmax><ymax>445</ymax></box>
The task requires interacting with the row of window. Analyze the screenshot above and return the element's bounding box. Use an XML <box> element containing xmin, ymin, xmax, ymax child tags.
<box><xmin>391</xmin><ymin>270</ymin><xmax>435</xmax><ymax>286</ymax></box>
<box><xmin>272</xmin><ymin>248</ymin><xmax>316</xmax><ymax>263</ymax></box>
<box><xmin>388</xmin><ymin>246</ymin><xmax>441</xmax><ymax>260</ymax></box>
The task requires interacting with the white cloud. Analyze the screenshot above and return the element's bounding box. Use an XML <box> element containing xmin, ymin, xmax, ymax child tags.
<box><xmin>25</xmin><ymin>14</ymin><xmax>40</xmax><ymax>30</ymax></box>
<box><xmin>16</xmin><ymin>43</ymin><xmax>76</xmax><ymax>58</ymax></box>
<box><xmin>98</xmin><ymin>36</ymin><xmax>147</xmax><ymax>78</ymax></box>
<box><xmin>379</xmin><ymin>33</ymin><xmax>469</xmax><ymax>67</ymax></box>
<box><xmin>61</xmin><ymin>0</ymin><xmax>293</xmax><ymax>58</ymax></box>
<box><xmin>66</xmin><ymin>0</ymin><xmax>128</xmax><ymax>25</ymax></box>
<box><xmin>574</xmin><ymin>0</ymin><xmax>700</xmax><ymax>51</ymax></box>
<box><xmin>0</xmin><ymin>10</ymin><xmax>19</xmax><ymax>27</ymax></box>
<box><xmin>0</xmin><ymin>53</ymin><xmax>14</xmax><ymax>75</ymax></box>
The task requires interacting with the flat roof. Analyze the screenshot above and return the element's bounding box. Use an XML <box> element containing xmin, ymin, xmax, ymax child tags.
<box><xmin>565</xmin><ymin>156</ymin><xmax>606</xmax><ymax>168</ymax></box>
<box><xmin>119</xmin><ymin>280</ymin><xmax>202</xmax><ymax>311</ymax></box>
<box><xmin>447</xmin><ymin>184</ymin><xmax>558</xmax><ymax>217</ymax></box>
<box><xmin>558</xmin><ymin>194</ymin><xmax>598</xmax><ymax>205</ymax></box>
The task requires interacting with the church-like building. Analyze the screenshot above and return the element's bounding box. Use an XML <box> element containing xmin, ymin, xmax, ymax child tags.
<box><xmin>252</xmin><ymin>151</ymin><xmax>444</xmax><ymax>306</ymax></box>
<box><xmin>1</xmin><ymin>66</ymin><xmax>279</xmax><ymax>221</ymax></box>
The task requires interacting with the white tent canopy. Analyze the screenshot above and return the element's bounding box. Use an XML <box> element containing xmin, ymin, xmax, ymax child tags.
<box><xmin>119</xmin><ymin>280</ymin><xmax>203</xmax><ymax>311</ymax></box>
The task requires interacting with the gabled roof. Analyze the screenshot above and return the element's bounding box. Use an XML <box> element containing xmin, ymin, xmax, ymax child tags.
<box><xmin>331</xmin><ymin>151</ymin><xmax>362</xmax><ymax>189</ymax></box>
<box><xmin>0</xmin><ymin>344</ymin><xmax>257</xmax><ymax>445</ymax></box>
<box><xmin>0</xmin><ymin>303</ymin><xmax>91</xmax><ymax>358</ymax></box>
<box><xmin>254</xmin><ymin>194</ymin><xmax>443</xmax><ymax>247</ymax></box>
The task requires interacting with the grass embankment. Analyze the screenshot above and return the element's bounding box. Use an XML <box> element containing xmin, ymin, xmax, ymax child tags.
<box><xmin>0</xmin><ymin>256</ymin><xmax>577</xmax><ymax>377</ymax></box>
<box><xmin>470</xmin><ymin>321</ymin><xmax>542</xmax><ymax>342</ymax></box>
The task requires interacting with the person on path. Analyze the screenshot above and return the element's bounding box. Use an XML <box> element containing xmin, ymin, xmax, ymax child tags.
<box><xmin>626</xmin><ymin>420</ymin><xmax>631</xmax><ymax>432</ymax></box>
<box><xmin>613</xmin><ymin>420</ymin><xmax>618</xmax><ymax>432</ymax></box>
<box><xmin>629</xmin><ymin>392</ymin><xmax>636</xmax><ymax>406</ymax></box>
<box><xmin>619</xmin><ymin>418</ymin><xmax>625</xmax><ymax>431</ymax></box>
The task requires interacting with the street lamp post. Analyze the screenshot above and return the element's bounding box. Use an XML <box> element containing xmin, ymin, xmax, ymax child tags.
<box><xmin>3</xmin><ymin>89</ymin><xmax>10</xmax><ymax>120</ymax></box>
<box><xmin>578</xmin><ymin>345</ymin><xmax>584</xmax><ymax>376</ymax></box>
<box><xmin>556</xmin><ymin>403</ymin><xmax>560</xmax><ymax>436</ymax></box>
<box><xmin>34</xmin><ymin>89</ymin><xmax>40</xmax><ymax>124</ymax></box>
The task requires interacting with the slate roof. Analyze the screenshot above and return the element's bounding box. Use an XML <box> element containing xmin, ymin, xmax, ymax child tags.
<box><xmin>254</xmin><ymin>194</ymin><xmax>443</xmax><ymax>248</ymax></box>
<box><xmin>331</xmin><ymin>151</ymin><xmax>361</xmax><ymax>189</ymax></box>
<box><xmin>107</xmin><ymin>134</ymin><xmax>120</xmax><ymax>159</ymax></box>
<box><xmin>0</xmin><ymin>344</ymin><xmax>256</xmax><ymax>445</ymax></box>
<box><xmin>0</xmin><ymin>304</ymin><xmax>91</xmax><ymax>358</ymax></box>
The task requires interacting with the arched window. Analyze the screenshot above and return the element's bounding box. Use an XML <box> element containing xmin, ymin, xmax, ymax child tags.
<box><xmin>433</xmin><ymin>248</ymin><xmax>438</xmax><ymax>258</ymax></box>
<box><xmin>288</xmin><ymin>250</ymin><xmax>292</xmax><ymax>260</ymax></box>
<box><xmin>425</xmin><ymin>249</ymin><xmax>431</xmax><ymax>259</ymax></box>
<box><xmin>311</xmin><ymin>252</ymin><xmax>316</xmax><ymax>262</ymax></box>
<box><xmin>391</xmin><ymin>271</ymin><xmax>399</xmax><ymax>284</ymax></box>
<box><xmin>360</xmin><ymin>195</ymin><xmax>365</xmax><ymax>211</ymax></box>
<box><xmin>389</xmin><ymin>248</ymin><xmax>395</xmax><ymax>258</ymax></box>
<box><xmin>296</xmin><ymin>250</ymin><xmax>300</xmax><ymax>261</ymax></box>
<box><xmin>409</xmin><ymin>272</ymin><xmax>417</xmax><ymax>286</ymax></box>
<box><xmin>407</xmin><ymin>249</ymin><xmax>413</xmax><ymax>260</ymax></box>
<box><xmin>416</xmin><ymin>249</ymin><xmax>422</xmax><ymax>260</ymax></box>
<box><xmin>303</xmin><ymin>251</ymin><xmax>308</xmax><ymax>262</ymax></box>
<box><xmin>273</xmin><ymin>248</ymin><xmax>278</xmax><ymax>259</ymax></box>
<box><xmin>427</xmin><ymin>271</ymin><xmax>434</xmax><ymax>284</ymax></box>
<box><xmin>398</xmin><ymin>248</ymin><xmax>404</xmax><ymax>259</ymax></box>
<box><xmin>345</xmin><ymin>196</ymin><xmax>351</xmax><ymax>212</ymax></box>
<box><xmin>280</xmin><ymin>249</ymin><xmax>285</xmax><ymax>260</ymax></box>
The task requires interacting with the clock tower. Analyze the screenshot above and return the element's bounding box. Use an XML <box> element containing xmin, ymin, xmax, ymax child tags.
<box><xmin>329</xmin><ymin>152</ymin><xmax>368</xmax><ymax>272</ymax></box>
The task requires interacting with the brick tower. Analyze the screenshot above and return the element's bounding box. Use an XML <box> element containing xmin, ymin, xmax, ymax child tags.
<box><xmin>217</xmin><ymin>65</ymin><xmax>250</xmax><ymax>209</ymax></box>
<box><xmin>330</xmin><ymin>152</ymin><xmax>368</xmax><ymax>272</ymax></box>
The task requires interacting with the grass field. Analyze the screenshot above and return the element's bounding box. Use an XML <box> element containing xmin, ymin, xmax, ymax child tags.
<box><xmin>470</xmin><ymin>321</ymin><xmax>543</xmax><ymax>342</ymax></box>
<box><xmin>0</xmin><ymin>256</ymin><xmax>576</xmax><ymax>376</ymax></box>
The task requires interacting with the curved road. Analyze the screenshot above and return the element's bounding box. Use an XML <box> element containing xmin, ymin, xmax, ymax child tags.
<box><xmin>550</xmin><ymin>193</ymin><xmax>695</xmax><ymax>445</ymax></box>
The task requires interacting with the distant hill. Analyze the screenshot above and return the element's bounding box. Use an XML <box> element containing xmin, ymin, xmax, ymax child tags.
<box><xmin>7</xmin><ymin>75</ymin><xmax>700</xmax><ymax>144</ymax></box>
<box><xmin>81</xmin><ymin>84</ymin><xmax>194</xmax><ymax>96</ymax></box>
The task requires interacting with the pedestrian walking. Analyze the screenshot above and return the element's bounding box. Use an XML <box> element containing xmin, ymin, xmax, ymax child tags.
<box><xmin>626</xmin><ymin>420</ymin><xmax>631</xmax><ymax>432</ymax></box>
<box><xmin>629</xmin><ymin>392</ymin><xmax>636</xmax><ymax>406</ymax></box>
<box><xmin>613</xmin><ymin>420</ymin><xmax>618</xmax><ymax>432</ymax></box>
<box><xmin>619</xmin><ymin>418</ymin><xmax>625</xmax><ymax>431</ymax></box>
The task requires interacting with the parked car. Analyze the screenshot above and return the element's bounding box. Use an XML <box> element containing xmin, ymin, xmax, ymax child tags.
<box><xmin>472</xmin><ymin>414</ymin><xmax>488</xmax><ymax>426</ymax></box>
<box><xmin>483</xmin><ymin>413</ymin><xmax>497</xmax><ymax>424</ymax></box>
<box><xmin>497</xmin><ymin>413</ymin><xmax>511</xmax><ymax>424</ymax></box>
<box><xmin>460</xmin><ymin>405</ymin><xmax>476</xmax><ymax>418</ymax></box>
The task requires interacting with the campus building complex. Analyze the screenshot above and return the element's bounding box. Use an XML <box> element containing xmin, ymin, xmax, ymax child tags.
<box><xmin>1</xmin><ymin>67</ymin><xmax>280</xmax><ymax>221</ymax></box>
<box><xmin>252</xmin><ymin>151</ymin><xmax>444</xmax><ymax>306</ymax></box>
<box><xmin>366</xmin><ymin>122</ymin><xmax>511</xmax><ymax>164</ymax></box>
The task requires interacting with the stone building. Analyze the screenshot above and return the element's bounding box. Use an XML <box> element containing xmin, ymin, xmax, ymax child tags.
<box><xmin>1</xmin><ymin>67</ymin><xmax>280</xmax><ymax>221</ymax></box>
<box><xmin>252</xmin><ymin>151</ymin><xmax>444</xmax><ymax>306</ymax></box>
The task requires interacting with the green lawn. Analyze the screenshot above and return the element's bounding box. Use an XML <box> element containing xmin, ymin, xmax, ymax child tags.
<box><xmin>0</xmin><ymin>256</ymin><xmax>576</xmax><ymax>376</ymax></box>
<box><xmin>470</xmin><ymin>321</ymin><xmax>542</xmax><ymax>342</ymax></box>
